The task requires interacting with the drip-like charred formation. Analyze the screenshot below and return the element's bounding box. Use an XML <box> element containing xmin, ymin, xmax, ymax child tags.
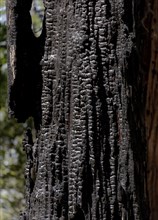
<box><xmin>6</xmin><ymin>0</ymin><xmax>157</xmax><ymax>219</ymax></box>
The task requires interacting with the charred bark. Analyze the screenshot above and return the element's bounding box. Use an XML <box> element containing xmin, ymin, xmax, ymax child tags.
<box><xmin>6</xmin><ymin>0</ymin><xmax>157</xmax><ymax>219</ymax></box>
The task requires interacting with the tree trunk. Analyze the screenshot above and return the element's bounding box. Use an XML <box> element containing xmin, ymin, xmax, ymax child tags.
<box><xmin>145</xmin><ymin>1</ymin><xmax>158</xmax><ymax>219</ymax></box>
<box><xmin>6</xmin><ymin>0</ymin><xmax>157</xmax><ymax>219</ymax></box>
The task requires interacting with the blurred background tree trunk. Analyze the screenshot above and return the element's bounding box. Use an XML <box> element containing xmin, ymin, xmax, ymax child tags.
<box><xmin>145</xmin><ymin>1</ymin><xmax>158</xmax><ymax>219</ymax></box>
<box><xmin>6</xmin><ymin>0</ymin><xmax>157</xmax><ymax>219</ymax></box>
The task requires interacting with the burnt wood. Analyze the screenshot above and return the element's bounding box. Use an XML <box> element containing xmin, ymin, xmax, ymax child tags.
<box><xmin>6</xmin><ymin>0</ymin><xmax>157</xmax><ymax>219</ymax></box>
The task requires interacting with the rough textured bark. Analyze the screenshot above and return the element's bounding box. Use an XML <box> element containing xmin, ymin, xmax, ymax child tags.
<box><xmin>145</xmin><ymin>1</ymin><xmax>158</xmax><ymax>219</ymax></box>
<box><xmin>6</xmin><ymin>0</ymin><xmax>157</xmax><ymax>219</ymax></box>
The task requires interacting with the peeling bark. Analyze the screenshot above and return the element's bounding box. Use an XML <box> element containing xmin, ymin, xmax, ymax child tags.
<box><xmin>6</xmin><ymin>0</ymin><xmax>157</xmax><ymax>219</ymax></box>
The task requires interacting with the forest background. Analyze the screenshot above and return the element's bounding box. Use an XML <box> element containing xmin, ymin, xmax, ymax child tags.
<box><xmin>0</xmin><ymin>0</ymin><xmax>44</xmax><ymax>219</ymax></box>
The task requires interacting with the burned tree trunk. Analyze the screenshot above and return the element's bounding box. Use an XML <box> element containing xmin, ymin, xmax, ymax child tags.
<box><xmin>6</xmin><ymin>0</ymin><xmax>157</xmax><ymax>219</ymax></box>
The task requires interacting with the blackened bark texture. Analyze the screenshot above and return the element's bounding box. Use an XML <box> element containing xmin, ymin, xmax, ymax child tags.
<box><xmin>7</xmin><ymin>0</ymin><xmax>156</xmax><ymax>219</ymax></box>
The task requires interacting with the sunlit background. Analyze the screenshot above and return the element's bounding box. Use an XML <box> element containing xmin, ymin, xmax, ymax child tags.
<box><xmin>0</xmin><ymin>0</ymin><xmax>44</xmax><ymax>219</ymax></box>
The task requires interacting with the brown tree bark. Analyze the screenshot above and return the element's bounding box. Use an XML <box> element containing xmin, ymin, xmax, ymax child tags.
<box><xmin>145</xmin><ymin>1</ymin><xmax>158</xmax><ymax>219</ymax></box>
<box><xmin>6</xmin><ymin>0</ymin><xmax>157</xmax><ymax>219</ymax></box>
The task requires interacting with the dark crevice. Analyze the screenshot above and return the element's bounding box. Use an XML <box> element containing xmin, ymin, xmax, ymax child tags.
<box><xmin>70</xmin><ymin>205</ymin><xmax>85</xmax><ymax>220</ymax></box>
<box><xmin>9</xmin><ymin>0</ymin><xmax>46</xmax><ymax>129</ymax></box>
<box><xmin>82</xmin><ymin>112</ymin><xmax>93</xmax><ymax>215</ymax></box>
<box><xmin>122</xmin><ymin>0</ymin><xmax>133</xmax><ymax>32</ymax></box>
